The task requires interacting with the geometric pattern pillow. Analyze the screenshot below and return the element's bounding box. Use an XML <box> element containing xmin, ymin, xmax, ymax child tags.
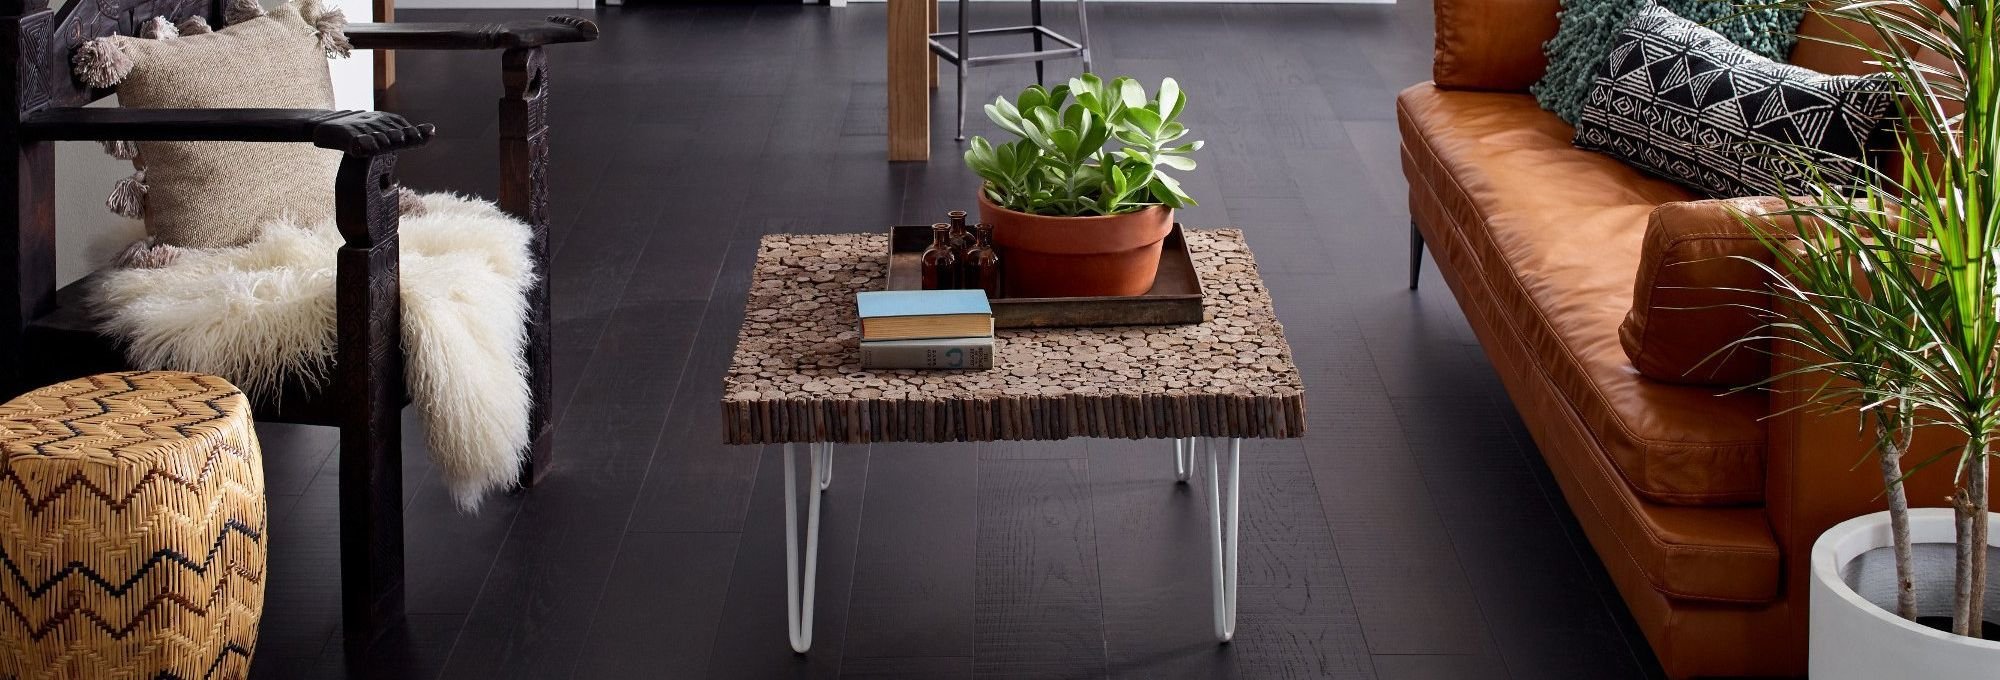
<box><xmin>1532</xmin><ymin>0</ymin><xmax>1804</xmax><ymax>125</ymax></box>
<box><xmin>1574</xmin><ymin>6</ymin><xmax>1898</xmax><ymax>199</ymax></box>
<box><xmin>71</xmin><ymin>0</ymin><xmax>350</xmax><ymax>249</ymax></box>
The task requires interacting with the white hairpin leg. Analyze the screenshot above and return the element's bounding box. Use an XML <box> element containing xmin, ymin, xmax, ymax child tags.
<box><xmin>784</xmin><ymin>442</ymin><xmax>829</xmax><ymax>653</ymax></box>
<box><xmin>1205</xmin><ymin>437</ymin><xmax>1241</xmax><ymax>642</ymax></box>
<box><xmin>1172</xmin><ymin>437</ymin><xmax>1193</xmax><ymax>482</ymax></box>
<box><xmin>817</xmin><ymin>441</ymin><xmax>833</xmax><ymax>490</ymax></box>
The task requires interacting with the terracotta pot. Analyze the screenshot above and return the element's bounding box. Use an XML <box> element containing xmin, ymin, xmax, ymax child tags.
<box><xmin>978</xmin><ymin>192</ymin><xmax>1173</xmax><ymax>298</ymax></box>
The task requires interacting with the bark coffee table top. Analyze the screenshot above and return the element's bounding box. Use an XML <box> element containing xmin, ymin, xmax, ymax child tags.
<box><xmin>721</xmin><ymin>228</ymin><xmax>1305</xmax><ymax>445</ymax></box>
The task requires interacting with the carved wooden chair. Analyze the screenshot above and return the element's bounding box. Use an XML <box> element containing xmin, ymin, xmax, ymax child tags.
<box><xmin>0</xmin><ymin>0</ymin><xmax>596</xmax><ymax>638</ymax></box>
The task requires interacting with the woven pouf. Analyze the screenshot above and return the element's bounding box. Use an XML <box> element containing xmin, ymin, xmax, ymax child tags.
<box><xmin>0</xmin><ymin>371</ymin><xmax>266</xmax><ymax>680</ymax></box>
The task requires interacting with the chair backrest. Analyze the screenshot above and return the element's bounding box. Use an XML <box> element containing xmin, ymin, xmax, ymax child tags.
<box><xmin>38</xmin><ymin>0</ymin><xmax>223</xmax><ymax>108</ymax></box>
<box><xmin>0</xmin><ymin>0</ymin><xmax>221</xmax><ymax>390</ymax></box>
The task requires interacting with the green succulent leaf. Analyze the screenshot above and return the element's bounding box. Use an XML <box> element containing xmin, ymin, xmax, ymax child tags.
<box><xmin>1047</xmin><ymin>84</ymin><xmax>1072</xmax><ymax>109</ymax></box>
<box><xmin>984</xmin><ymin>98</ymin><xmax>1029</xmax><ymax>139</ymax></box>
<box><xmin>1047</xmin><ymin>127</ymin><xmax>1082</xmax><ymax>160</ymax></box>
<box><xmin>1017</xmin><ymin>85</ymin><xmax>1051</xmax><ymax>113</ymax></box>
<box><xmin>1112</xmin><ymin>129</ymin><xmax>1153</xmax><ymax>148</ymax></box>
<box><xmin>1159</xmin><ymin>78</ymin><xmax>1184</xmax><ymax>120</ymax></box>
<box><xmin>1122</xmin><ymin>107</ymin><xmax>1165</xmax><ymax>136</ymax></box>
<box><xmin>1148</xmin><ymin>181</ymin><xmax>1187</xmax><ymax>209</ymax></box>
<box><xmin>1115</xmin><ymin>77</ymin><xmax>1146</xmax><ymax>110</ymax></box>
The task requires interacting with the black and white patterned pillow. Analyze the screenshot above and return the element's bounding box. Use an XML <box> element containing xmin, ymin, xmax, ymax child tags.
<box><xmin>1574</xmin><ymin>5</ymin><xmax>1897</xmax><ymax>198</ymax></box>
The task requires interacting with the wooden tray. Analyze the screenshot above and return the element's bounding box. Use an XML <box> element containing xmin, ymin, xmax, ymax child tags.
<box><xmin>886</xmin><ymin>223</ymin><xmax>1207</xmax><ymax>329</ymax></box>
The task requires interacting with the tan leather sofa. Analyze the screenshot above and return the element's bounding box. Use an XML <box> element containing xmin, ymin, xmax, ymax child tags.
<box><xmin>1398</xmin><ymin>2</ymin><xmax>1964</xmax><ymax>677</ymax></box>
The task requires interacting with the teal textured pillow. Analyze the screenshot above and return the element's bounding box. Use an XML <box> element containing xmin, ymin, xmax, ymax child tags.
<box><xmin>1533</xmin><ymin>0</ymin><xmax>1805</xmax><ymax>124</ymax></box>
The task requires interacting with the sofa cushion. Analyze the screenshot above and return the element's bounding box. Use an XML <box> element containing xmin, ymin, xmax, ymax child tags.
<box><xmin>1573</xmin><ymin>7</ymin><xmax>1897</xmax><ymax>200</ymax></box>
<box><xmin>77</xmin><ymin>0</ymin><xmax>346</xmax><ymax>248</ymax></box>
<box><xmin>1621</xmin><ymin>198</ymin><xmax>1787</xmax><ymax>386</ymax></box>
<box><xmin>1531</xmin><ymin>0</ymin><xmax>1804</xmax><ymax>124</ymax></box>
<box><xmin>1397</xmin><ymin>83</ymin><xmax>1769</xmax><ymax>506</ymax></box>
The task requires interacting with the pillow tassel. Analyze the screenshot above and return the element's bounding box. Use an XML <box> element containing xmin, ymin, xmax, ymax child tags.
<box><xmin>107</xmin><ymin>170</ymin><xmax>147</xmax><ymax>220</ymax></box>
<box><xmin>71</xmin><ymin>38</ymin><xmax>133</xmax><ymax>88</ymax></box>
<box><xmin>111</xmin><ymin>237</ymin><xmax>182</xmax><ymax>269</ymax></box>
<box><xmin>99</xmin><ymin>140</ymin><xmax>139</xmax><ymax>161</ymax></box>
<box><xmin>314</xmin><ymin>8</ymin><xmax>352</xmax><ymax>58</ymax></box>
<box><xmin>141</xmin><ymin>15</ymin><xmax>179</xmax><ymax>40</ymax></box>
<box><xmin>176</xmin><ymin>16</ymin><xmax>213</xmax><ymax>35</ymax></box>
<box><xmin>223</xmin><ymin>0</ymin><xmax>266</xmax><ymax>26</ymax></box>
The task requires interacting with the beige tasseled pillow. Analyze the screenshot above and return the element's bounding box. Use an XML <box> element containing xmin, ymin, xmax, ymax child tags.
<box><xmin>72</xmin><ymin>0</ymin><xmax>352</xmax><ymax>249</ymax></box>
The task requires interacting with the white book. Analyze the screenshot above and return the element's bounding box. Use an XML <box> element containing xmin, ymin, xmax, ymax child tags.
<box><xmin>859</xmin><ymin>337</ymin><xmax>994</xmax><ymax>370</ymax></box>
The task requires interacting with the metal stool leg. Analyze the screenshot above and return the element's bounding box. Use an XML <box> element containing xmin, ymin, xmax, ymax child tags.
<box><xmin>784</xmin><ymin>442</ymin><xmax>827</xmax><ymax>653</ymax></box>
<box><xmin>955</xmin><ymin>0</ymin><xmax>969</xmax><ymax>141</ymax></box>
<box><xmin>1030</xmin><ymin>0</ymin><xmax>1046</xmax><ymax>85</ymax></box>
<box><xmin>1074</xmin><ymin>0</ymin><xmax>1092</xmax><ymax>73</ymax></box>
<box><xmin>1205</xmin><ymin>437</ymin><xmax>1240</xmax><ymax>642</ymax></box>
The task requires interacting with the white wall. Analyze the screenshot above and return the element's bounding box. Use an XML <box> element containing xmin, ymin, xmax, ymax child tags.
<box><xmin>53</xmin><ymin>0</ymin><xmax>376</xmax><ymax>285</ymax></box>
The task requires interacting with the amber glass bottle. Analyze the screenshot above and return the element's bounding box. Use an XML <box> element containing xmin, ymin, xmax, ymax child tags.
<box><xmin>921</xmin><ymin>223</ymin><xmax>959</xmax><ymax>290</ymax></box>
<box><xmin>946</xmin><ymin>210</ymin><xmax>974</xmax><ymax>253</ymax></box>
<box><xmin>964</xmin><ymin>223</ymin><xmax>1002</xmax><ymax>297</ymax></box>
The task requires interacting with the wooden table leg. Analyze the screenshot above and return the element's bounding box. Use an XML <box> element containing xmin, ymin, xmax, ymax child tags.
<box><xmin>888</xmin><ymin>0</ymin><xmax>930</xmax><ymax>162</ymax></box>
<box><xmin>927</xmin><ymin>0</ymin><xmax>939</xmax><ymax>90</ymax></box>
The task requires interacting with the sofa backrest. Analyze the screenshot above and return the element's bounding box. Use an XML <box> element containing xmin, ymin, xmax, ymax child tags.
<box><xmin>1790</xmin><ymin>12</ymin><xmax>1878</xmax><ymax>76</ymax></box>
<box><xmin>1790</xmin><ymin>0</ymin><xmax>1947</xmax><ymax>76</ymax></box>
<box><xmin>1431</xmin><ymin>0</ymin><xmax>1561</xmax><ymax>92</ymax></box>
<box><xmin>1433</xmin><ymin>0</ymin><xmax>1946</xmax><ymax>92</ymax></box>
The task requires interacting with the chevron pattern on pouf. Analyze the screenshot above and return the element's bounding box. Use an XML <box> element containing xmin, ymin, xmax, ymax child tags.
<box><xmin>0</xmin><ymin>371</ymin><xmax>265</xmax><ymax>680</ymax></box>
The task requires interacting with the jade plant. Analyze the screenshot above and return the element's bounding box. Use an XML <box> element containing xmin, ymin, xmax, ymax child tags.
<box><xmin>964</xmin><ymin>75</ymin><xmax>1202</xmax><ymax>217</ymax></box>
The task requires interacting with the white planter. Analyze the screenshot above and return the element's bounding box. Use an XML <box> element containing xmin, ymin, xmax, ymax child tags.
<box><xmin>1811</xmin><ymin>508</ymin><xmax>2000</xmax><ymax>678</ymax></box>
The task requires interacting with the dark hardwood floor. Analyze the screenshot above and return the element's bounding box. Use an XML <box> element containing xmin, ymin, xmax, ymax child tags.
<box><xmin>245</xmin><ymin>2</ymin><xmax>1670</xmax><ymax>677</ymax></box>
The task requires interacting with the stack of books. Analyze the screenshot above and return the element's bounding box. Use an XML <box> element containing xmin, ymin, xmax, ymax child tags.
<box><xmin>856</xmin><ymin>290</ymin><xmax>995</xmax><ymax>370</ymax></box>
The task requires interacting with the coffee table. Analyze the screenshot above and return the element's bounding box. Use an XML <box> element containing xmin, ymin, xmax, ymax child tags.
<box><xmin>721</xmin><ymin>228</ymin><xmax>1305</xmax><ymax>653</ymax></box>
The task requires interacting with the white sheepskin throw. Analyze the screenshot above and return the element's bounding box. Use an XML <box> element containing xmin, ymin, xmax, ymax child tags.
<box><xmin>88</xmin><ymin>192</ymin><xmax>535</xmax><ymax>512</ymax></box>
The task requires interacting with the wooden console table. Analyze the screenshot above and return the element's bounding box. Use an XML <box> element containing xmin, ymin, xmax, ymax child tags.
<box><xmin>721</xmin><ymin>229</ymin><xmax>1306</xmax><ymax>652</ymax></box>
<box><xmin>887</xmin><ymin>0</ymin><xmax>935</xmax><ymax>161</ymax></box>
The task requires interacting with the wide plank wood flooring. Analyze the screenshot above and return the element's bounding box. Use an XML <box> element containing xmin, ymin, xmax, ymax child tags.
<box><xmin>242</xmin><ymin>2</ymin><xmax>1669</xmax><ymax>677</ymax></box>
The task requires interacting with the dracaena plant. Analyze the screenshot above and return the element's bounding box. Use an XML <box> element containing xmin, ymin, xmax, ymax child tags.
<box><xmin>1729</xmin><ymin>0</ymin><xmax>1998</xmax><ymax>637</ymax></box>
<box><xmin>964</xmin><ymin>75</ymin><xmax>1203</xmax><ymax>217</ymax></box>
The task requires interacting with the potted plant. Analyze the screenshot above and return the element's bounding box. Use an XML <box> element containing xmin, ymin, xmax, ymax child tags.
<box><xmin>1730</xmin><ymin>0</ymin><xmax>1999</xmax><ymax>674</ymax></box>
<box><xmin>963</xmin><ymin>74</ymin><xmax>1202</xmax><ymax>298</ymax></box>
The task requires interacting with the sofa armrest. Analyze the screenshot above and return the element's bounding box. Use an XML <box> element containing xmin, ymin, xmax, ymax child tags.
<box><xmin>1621</xmin><ymin>198</ymin><xmax>1788</xmax><ymax>386</ymax></box>
<box><xmin>1433</xmin><ymin>0</ymin><xmax>1562</xmax><ymax>92</ymax></box>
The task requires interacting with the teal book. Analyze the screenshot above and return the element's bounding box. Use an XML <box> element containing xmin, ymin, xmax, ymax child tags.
<box><xmin>855</xmin><ymin>290</ymin><xmax>993</xmax><ymax>341</ymax></box>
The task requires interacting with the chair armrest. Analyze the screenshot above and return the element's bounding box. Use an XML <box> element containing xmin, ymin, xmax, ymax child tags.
<box><xmin>346</xmin><ymin>16</ymin><xmax>599</xmax><ymax>51</ymax></box>
<box><xmin>20</xmin><ymin>108</ymin><xmax>433</xmax><ymax>156</ymax></box>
